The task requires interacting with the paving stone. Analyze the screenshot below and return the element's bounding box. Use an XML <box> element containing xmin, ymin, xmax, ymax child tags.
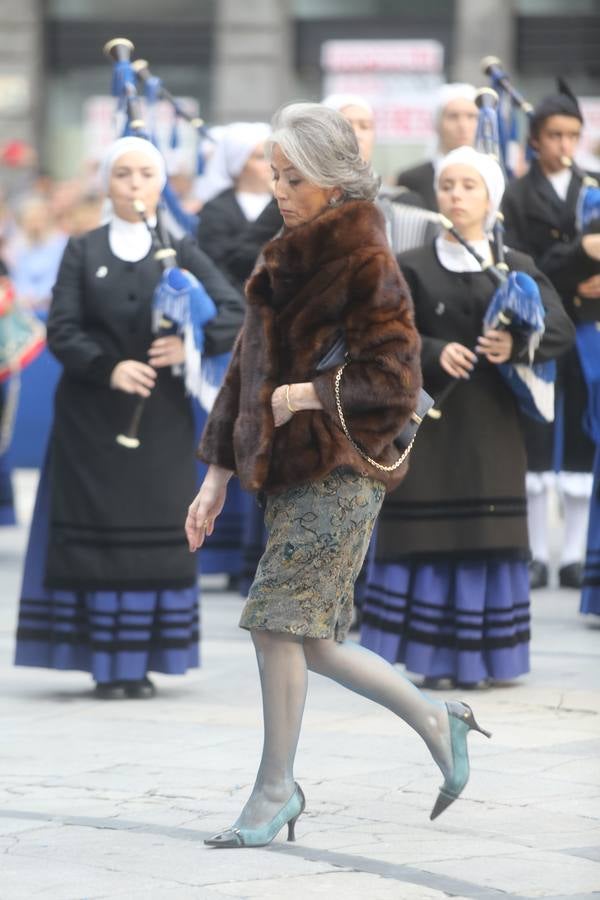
<box><xmin>1</xmin><ymin>470</ymin><xmax>599</xmax><ymax>900</ymax></box>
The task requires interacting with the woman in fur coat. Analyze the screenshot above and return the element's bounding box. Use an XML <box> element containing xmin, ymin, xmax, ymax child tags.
<box><xmin>186</xmin><ymin>103</ymin><xmax>492</xmax><ymax>848</ymax></box>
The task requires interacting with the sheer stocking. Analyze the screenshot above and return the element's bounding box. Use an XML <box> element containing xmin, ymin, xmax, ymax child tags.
<box><xmin>234</xmin><ymin>630</ymin><xmax>454</xmax><ymax>831</ymax></box>
<box><xmin>234</xmin><ymin>630</ymin><xmax>307</xmax><ymax>829</ymax></box>
<box><xmin>303</xmin><ymin>637</ymin><xmax>453</xmax><ymax>778</ymax></box>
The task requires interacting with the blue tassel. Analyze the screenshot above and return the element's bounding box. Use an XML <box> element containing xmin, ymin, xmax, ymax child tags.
<box><xmin>152</xmin><ymin>267</ymin><xmax>216</xmax><ymax>352</ymax></box>
<box><xmin>577</xmin><ymin>185</ymin><xmax>600</xmax><ymax>233</ymax></box>
<box><xmin>484</xmin><ymin>271</ymin><xmax>546</xmax><ymax>337</ymax></box>
<box><xmin>484</xmin><ymin>272</ymin><xmax>556</xmax><ymax>421</ymax></box>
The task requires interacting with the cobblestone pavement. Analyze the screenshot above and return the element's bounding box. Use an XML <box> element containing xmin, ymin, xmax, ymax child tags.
<box><xmin>1</xmin><ymin>471</ymin><xmax>599</xmax><ymax>899</ymax></box>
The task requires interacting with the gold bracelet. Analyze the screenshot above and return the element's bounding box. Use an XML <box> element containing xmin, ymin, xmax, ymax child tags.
<box><xmin>285</xmin><ymin>384</ymin><xmax>297</xmax><ymax>414</ymax></box>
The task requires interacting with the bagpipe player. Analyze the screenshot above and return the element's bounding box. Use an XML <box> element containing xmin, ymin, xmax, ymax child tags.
<box><xmin>14</xmin><ymin>136</ymin><xmax>245</xmax><ymax>699</ymax></box>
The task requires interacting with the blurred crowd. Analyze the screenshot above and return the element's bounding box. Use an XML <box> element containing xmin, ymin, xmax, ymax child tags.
<box><xmin>2</xmin><ymin>76</ymin><xmax>600</xmax><ymax>698</ymax></box>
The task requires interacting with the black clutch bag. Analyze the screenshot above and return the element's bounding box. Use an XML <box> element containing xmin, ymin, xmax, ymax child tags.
<box><xmin>316</xmin><ymin>333</ymin><xmax>433</xmax><ymax>471</ymax></box>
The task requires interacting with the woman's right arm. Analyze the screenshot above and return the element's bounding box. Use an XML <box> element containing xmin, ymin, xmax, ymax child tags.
<box><xmin>185</xmin><ymin>464</ymin><xmax>233</xmax><ymax>551</ymax></box>
<box><xmin>47</xmin><ymin>238</ymin><xmax>120</xmax><ymax>386</ymax></box>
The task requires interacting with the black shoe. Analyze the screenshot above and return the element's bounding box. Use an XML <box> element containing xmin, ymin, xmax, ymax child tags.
<box><xmin>122</xmin><ymin>676</ymin><xmax>156</xmax><ymax>699</ymax></box>
<box><xmin>456</xmin><ymin>679</ymin><xmax>492</xmax><ymax>691</ymax></box>
<box><xmin>94</xmin><ymin>681</ymin><xmax>127</xmax><ymax>700</ymax></box>
<box><xmin>559</xmin><ymin>562</ymin><xmax>583</xmax><ymax>589</ymax></box>
<box><xmin>422</xmin><ymin>676</ymin><xmax>456</xmax><ymax>690</ymax></box>
<box><xmin>529</xmin><ymin>559</ymin><xmax>549</xmax><ymax>589</ymax></box>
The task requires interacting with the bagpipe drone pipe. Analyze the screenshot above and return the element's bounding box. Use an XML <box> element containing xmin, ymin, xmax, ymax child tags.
<box><xmin>104</xmin><ymin>38</ymin><xmax>230</xmax><ymax>446</ymax></box>
<box><xmin>481</xmin><ymin>56</ymin><xmax>600</xmax><ymax>317</ymax></box>
<box><xmin>480</xmin><ymin>56</ymin><xmax>533</xmax><ymax>180</ymax></box>
<box><xmin>479</xmin><ymin>59</ymin><xmax>600</xmax><ymax>439</ymax></box>
<box><xmin>115</xmin><ymin>200</ymin><xmax>217</xmax><ymax>449</ymax></box>
<box><xmin>482</xmin><ymin>57</ymin><xmax>600</xmax><ymax>232</ymax></box>
<box><xmin>103</xmin><ymin>37</ymin><xmax>202</xmax><ymax>236</ymax></box>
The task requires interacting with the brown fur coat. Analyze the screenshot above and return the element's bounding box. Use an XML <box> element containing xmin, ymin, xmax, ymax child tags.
<box><xmin>198</xmin><ymin>199</ymin><xmax>421</xmax><ymax>493</ymax></box>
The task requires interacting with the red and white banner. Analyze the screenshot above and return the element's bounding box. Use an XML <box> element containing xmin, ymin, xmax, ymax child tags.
<box><xmin>321</xmin><ymin>40</ymin><xmax>444</xmax><ymax>144</ymax></box>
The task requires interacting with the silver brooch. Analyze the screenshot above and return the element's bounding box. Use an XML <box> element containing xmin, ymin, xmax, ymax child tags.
<box><xmin>95</xmin><ymin>266</ymin><xmax>108</xmax><ymax>278</ymax></box>
<box><xmin>435</xmin><ymin>302</ymin><xmax>445</xmax><ymax>316</ymax></box>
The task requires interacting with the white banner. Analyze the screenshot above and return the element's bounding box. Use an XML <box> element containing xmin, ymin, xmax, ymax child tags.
<box><xmin>322</xmin><ymin>40</ymin><xmax>444</xmax><ymax>145</ymax></box>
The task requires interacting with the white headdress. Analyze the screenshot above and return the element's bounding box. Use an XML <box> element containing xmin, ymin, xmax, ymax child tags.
<box><xmin>100</xmin><ymin>136</ymin><xmax>167</xmax><ymax>192</ymax></box>
<box><xmin>434</xmin><ymin>145</ymin><xmax>505</xmax><ymax>232</ymax></box>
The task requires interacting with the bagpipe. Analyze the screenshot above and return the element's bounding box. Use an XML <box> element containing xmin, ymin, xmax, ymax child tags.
<box><xmin>104</xmin><ymin>39</ymin><xmax>221</xmax><ymax>448</ymax></box>
<box><xmin>560</xmin><ymin>155</ymin><xmax>600</xmax><ymax>236</ymax></box>
<box><xmin>481</xmin><ymin>56</ymin><xmax>600</xmax><ymax>238</ymax></box>
<box><xmin>131</xmin><ymin>57</ymin><xmax>215</xmax><ymax>236</ymax></box>
<box><xmin>428</xmin><ymin>87</ymin><xmax>555</xmax><ymax>423</ymax></box>
<box><xmin>115</xmin><ymin>200</ymin><xmax>217</xmax><ymax>449</ymax></box>
<box><xmin>480</xmin><ymin>56</ymin><xmax>533</xmax><ymax>180</ymax></box>
<box><xmin>103</xmin><ymin>37</ymin><xmax>201</xmax><ymax>236</ymax></box>
<box><xmin>428</xmin><ymin>214</ymin><xmax>554</xmax><ymax>424</ymax></box>
<box><xmin>479</xmin><ymin>59</ymin><xmax>600</xmax><ymax>438</ymax></box>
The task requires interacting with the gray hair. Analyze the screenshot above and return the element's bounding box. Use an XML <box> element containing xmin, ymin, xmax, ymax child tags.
<box><xmin>267</xmin><ymin>102</ymin><xmax>380</xmax><ymax>202</ymax></box>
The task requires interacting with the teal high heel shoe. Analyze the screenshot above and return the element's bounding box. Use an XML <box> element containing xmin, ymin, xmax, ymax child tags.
<box><xmin>204</xmin><ymin>783</ymin><xmax>306</xmax><ymax>848</ymax></box>
<box><xmin>430</xmin><ymin>700</ymin><xmax>492</xmax><ymax>821</ymax></box>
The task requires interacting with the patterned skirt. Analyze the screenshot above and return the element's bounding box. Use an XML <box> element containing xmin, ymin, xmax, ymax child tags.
<box><xmin>581</xmin><ymin>447</ymin><xmax>600</xmax><ymax>615</ymax></box>
<box><xmin>238</xmin><ymin>498</ymin><xmax>267</xmax><ymax>596</ymax></box>
<box><xmin>14</xmin><ymin>455</ymin><xmax>200</xmax><ymax>683</ymax></box>
<box><xmin>240</xmin><ymin>468</ymin><xmax>385</xmax><ymax>642</ymax></box>
<box><xmin>360</xmin><ymin>559</ymin><xmax>530</xmax><ymax>683</ymax></box>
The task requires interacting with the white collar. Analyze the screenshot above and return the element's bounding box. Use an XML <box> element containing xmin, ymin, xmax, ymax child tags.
<box><xmin>108</xmin><ymin>213</ymin><xmax>157</xmax><ymax>262</ymax></box>
<box><xmin>235</xmin><ymin>191</ymin><xmax>271</xmax><ymax>222</ymax></box>
<box><xmin>435</xmin><ymin>234</ymin><xmax>492</xmax><ymax>273</ymax></box>
<box><xmin>546</xmin><ymin>168</ymin><xmax>572</xmax><ymax>202</ymax></box>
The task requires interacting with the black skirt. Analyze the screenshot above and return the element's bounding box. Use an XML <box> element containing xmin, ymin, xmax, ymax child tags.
<box><xmin>45</xmin><ymin>368</ymin><xmax>197</xmax><ymax>590</ymax></box>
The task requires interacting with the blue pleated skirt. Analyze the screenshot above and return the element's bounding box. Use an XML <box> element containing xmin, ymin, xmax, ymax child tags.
<box><xmin>195</xmin><ymin>402</ymin><xmax>249</xmax><ymax>578</ymax></box>
<box><xmin>581</xmin><ymin>447</ymin><xmax>600</xmax><ymax>615</ymax></box>
<box><xmin>0</xmin><ymin>448</ymin><xmax>16</xmax><ymax>525</ymax></box>
<box><xmin>14</xmin><ymin>456</ymin><xmax>200</xmax><ymax>683</ymax></box>
<box><xmin>360</xmin><ymin>559</ymin><xmax>530</xmax><ymax>683</ymax></box>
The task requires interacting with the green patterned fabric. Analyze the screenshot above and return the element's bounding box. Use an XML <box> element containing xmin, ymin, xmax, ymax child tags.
<box><xmin>240</xmin><ymin>468</ymin><xmax>384</xmax><ymax>642</ymax></box>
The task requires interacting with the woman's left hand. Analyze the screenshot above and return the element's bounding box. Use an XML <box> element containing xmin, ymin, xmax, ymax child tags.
<box><xmin>271</xmin><ymin>385</ymin><xmax>295</xmax><ymax>428</ymax></box>
<box><xmin>476</xmin><ymin>329</ymin><xmax>513</xmax><ymax>365</ymax></box>
<box><xmin>148</xmin><ymin>335</ymin><xmax>186</xmax><ymax>368</ymax></box>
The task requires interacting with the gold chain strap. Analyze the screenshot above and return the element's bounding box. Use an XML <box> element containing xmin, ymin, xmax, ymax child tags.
<box><xmin>334</xmin><ymin>363</ymin><xmax>414</xmax><ymax>473</ymax></box>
